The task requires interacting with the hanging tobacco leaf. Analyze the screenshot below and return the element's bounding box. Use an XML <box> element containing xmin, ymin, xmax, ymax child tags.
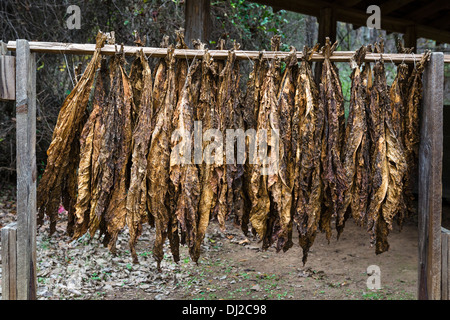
<box><xmin>147</xmin><ymin>46</ymin><xmax>177</xmax><ymax>269</ymax></box>
<box><xmin>338</xmin><ymin>46</ymin><xmax>369</xmax><ymax>235</ymax></box>
<box><xmin>318</xmin><ymin>38</ymin><xmax>346</xmax><ymax>242</ymax></box>
<box><xmin>293</xmin><ymin>44</ymin><xmax>324</xmax><ymax>263</ymax></box>
<box><xmin>126</xmin><ymin>50</ymin><xmax>153</xmax><ymax>263</ymax></box>
<box><xmin>402</xmin><ymin>51</ymin><xmax>430</xmax><ymax>218</ymax></box>
<box><xmin>193</xmin><ymin>50</ymin><xmax>220</xmax><ymax>262</ymax></box>
<box><xmin>271</xmin><ymin>47</ymin><xmax>298</xmax><ymax>252</ymax></box>
<box><xmin>73</xmin><ymin>57</ymin><xmax>109</xmax><ymax>239</ymax></box>
<box><xmin>37</xmin><ymin>32</ymin><xmax>107</xmax><ymax>234</ymax></box>
<box><xmin>170</xmin><ymin>57</ymin><xmax>202</xmax><ymax>261</ymax></box>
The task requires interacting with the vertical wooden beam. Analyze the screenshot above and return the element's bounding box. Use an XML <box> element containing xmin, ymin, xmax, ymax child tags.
<box><xmin>15</xmin><ymin>39</ymin><xmax>37</xmax><ymax>300</ymax></box>
<box><xmin>418</xmin><ymin>52</ymin><xmax>444</xmax><ymax>300</ymax></box>
<box><xmin>184</xmin><ymin>0</ymin><xmax>211</xmax><ymax>48</ymax></box>
<box><xmin>1</xmin><ymin>223</ymin><xmax>17</xmax><ymax>300</ymax></box>
<box><xmin>442</xmin><ymin>227</ymin><xmax>450</xmax><ymax>300</ymax></box>
<box><xmin>315</xmin><ymin>7</ymin><xmax>336</xmax><ymax>83</ymax></box>
<box><xmin>404</xmin><ymin>25</ymin><xmax>417</xmax><ymax>53</ymax></box>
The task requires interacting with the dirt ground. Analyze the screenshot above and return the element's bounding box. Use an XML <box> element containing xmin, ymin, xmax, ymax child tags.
<box><xmin>108</xmin><ymin>216</ymin><xmax>419</xmax><ymax>300</ymax></box>
<box><xmin>2</xmin><ymin>182</ymin><xmax>447</xmax><ymax>300</ymax></box>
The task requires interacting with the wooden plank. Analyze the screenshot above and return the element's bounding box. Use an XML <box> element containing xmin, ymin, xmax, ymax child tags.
<box><xmin>442</xmin><ymin>227</ymin><xmax>450</xmax><ymax>300</ymax></box>
<box><xmin>418</xmin><ymin>52</ymin><xmax>444</xmax><ymax>300</ymax></box>
<box><xmin>184</xmin><ymin>0</ymin><xmax>210</xmax><ymax>47</ymax></box>
<box><xmin>1</xmin><ymin>223</ymin><xmax>17</xmax><ymax>300</ymax></box>
<box><xmin>15</xmin><ymin>39</ymin><xmax>37</xmax><ymax>300</ymax></box>
<box><xmin>5</xmin><ymin>40</ymin><xmax>447</xmax><ymax>63</ymax></box>
<box><xmin>0</xmin><ymin>55</ymin><xmax>16</xmax><ymax>100</ymax></box>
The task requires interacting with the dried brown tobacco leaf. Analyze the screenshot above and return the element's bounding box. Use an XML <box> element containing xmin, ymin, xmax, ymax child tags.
<box><xmin>273</xmin><ymin>47</ymin><xmax>298</xmax><ymax>252</ymax></box>
<box><xmin>350</xmin><ymin>57</ymin><xmax>371</xmax><ymax>226</ymax></box>
<box><xmin>73</xmin><ymin>58</ymin><xmax>109</xmax><ymax>239</ymax></box>
<box><xmin>292</xmin><ymin>44</ymin><xmax>324</xmax><ymax>263</ymax></box>
<box><xmin>338</xmin><ymin>46</ymin><xmax>369</xmax><ymax>235</ymax></box>
<box><xmin>241</xmin><ymin>52</ymin><xmax>264</xmax><ymax>236</ymax></box>
<box><xmin>214</xmin><ymin>50</ymin><xmax>237</xmax><ymax>230</ymax></box>
<box><xmin>147</xmin><ymin>46</ymin><xmax>177</xmax><ymax>269</ymax></box>
<box><xmin>170</xmin><ymin>58</ymin><xmax>202</xmax><ymax>262</ymax></box>
<box><xmin>37</xmin><ymin>32</ymin><xmax>107</xmax><ymax>234</ymax></box>
<box><xmin>388</xmin><ymin>61</ymin><xmax>409</xmax><ymax>225</ymax></box>
<box><xmin>126</xmin><ymin>50</ymin><xmax>153</xmax><ymax>263</ymax></box>
<box><xmin>403</xmin><ymin>51</ymin><xmax>430</xmax><ymax>217</ymax></box>
<box><xmin>102</xmin><ymin>51</ymin><xmax>134</xmax><ymax>253</ymax></box>
<box><xmin>366</xmin><ymin>43</ymin><xmax>389</xmax><ymax>251</ymax></box>
<box><xmin>318</xmin><ymin>38</ymin><xmax>346</xmax><ymax>242</ymax></box>
<box><xmin>225</xmin><ymin>42</ymin><xmax>245</xmax><ymax>230</ymax></box>
<box><xmin>264</xmin><ymin>55</ymin><xmax>283</xmax><ymax>250</ymax></box>
<box><xmin>248</xmin><ymin>55</ymin><xmax>277</xmax><ymax>241</ymax></box>
<box><xmin>193</xmin><ymin>50</ymin><xmax>220</xmax><ymax>262</ymax></box>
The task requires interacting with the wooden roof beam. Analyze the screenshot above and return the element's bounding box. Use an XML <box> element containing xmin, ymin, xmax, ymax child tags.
<box><xmin>380</xmin><ymin>0</ymin><xmax>415</xmax><ymax>15</ymax></box>
<box><xmin>249</xmin><ymin>0</ymin><xmax>450</xmax><ymax>44</ymax></box>
<box><xmin>407</xmin><ymin>0</ymin><xmax>450</xmax><ymax>22</ymax></box>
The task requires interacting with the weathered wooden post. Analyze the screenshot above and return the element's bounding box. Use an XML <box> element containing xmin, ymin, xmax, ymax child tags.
<box><xmin>1</xmin><ymin>40</ymin><xmax>18</xmax><ymax>300</ymax></box>
<box><xmin>184</xmin><ymin>0</ymin><xmax>211</xmax><ymax>47</ymax></box>
<box><xmin>442</xmin><ymin>227</ymin><xmax>450</xmax><ymax>300</ymax></box>
<box><xmin>14</xmin><ymin>39</ymin><xmax>37</xmax><ymax>300</ymax></box>
<box><xmin>418</xmin><ymin>52</ymin><xmax>444</xmax><ymax>300</ymax></box>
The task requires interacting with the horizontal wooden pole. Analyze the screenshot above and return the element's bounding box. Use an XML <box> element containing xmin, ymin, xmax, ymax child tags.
<box><xmin>6</xmin><ymin>40</ymin><xmax>449</xmax><ymax>63</ymax></box>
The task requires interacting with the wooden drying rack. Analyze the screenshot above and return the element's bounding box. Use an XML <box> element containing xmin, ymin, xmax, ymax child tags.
<box><xmin>0</xmin><ymin>39</ymin><xmax>447</xmax><ymax>300</ymax></box>
<box><xmin>5</xmin><ymin>40</ymin><xmax>450</xmax><ymax>63</ymax></box>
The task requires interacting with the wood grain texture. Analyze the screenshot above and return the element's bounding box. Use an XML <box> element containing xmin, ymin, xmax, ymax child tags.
<box><xmin>442</xmin><ymin>227</ymin><xmax>450</xmax><ymax>300</ymax></box>
<box><xmin>418</xmin><ymin>52</ymin><xmax>443</xmax><ymax>300</ymax></box>
<box><xmin>0</xmin><ymin>40</ymin><xmax>15</xmax><ymax>101</ymax></box>
<box><xmin>184</xmin><ymin>0</ymin><xmax>210</xmax><ymax>47</ymax></box>
<box><xmin>15</xmin><ymin>39</ymin><xmax>37</xmax><ymax>300</ymax></box>
<box><xmin>6</xmin><ymin>40</ymin><xmax>447</xmax><ymax>63</ymax></box>
<box><xmin>1</xmin><ymin>222</ymin><xmax>17</xmax><ymax>300</ymax></box>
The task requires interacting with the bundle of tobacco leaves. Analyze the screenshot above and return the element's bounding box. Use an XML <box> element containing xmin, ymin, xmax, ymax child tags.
<box><xmin>214</xmin><ymin>48</ymin><xmax>241</xmax><ymax>231</ymax></box>
<box><xmin>247</xmin><ymin>53</ymin><xmax>277</xmax><ymax>244</ymax></box>
<box><xmin>193</xmin><ymin>50</ymin><xmax>220</xmax><ymax>262</ymax></box>
<box><xmin>40</xmin><ymin>32</ymin><xmax>433</xmax><ymax>265</ymax></box>
<box><xmin>292</xmin><ymin>44</ymin><xmax>324</xmax><ymax>264</ymax></box>
<box><xmin>147</xmin><ymin>46</ymin><xmax>177</xmax><ymax>269</ymax></box>
<box><xmin>338</xmin><ymin>46</ymin><xmax>370</xmax><ymax>234</ymax></box>
<box><xmin>126</xmin><ymin>50</ymin><xmax>154</xmax><ymax>263</ymax></box>
<box><xmin>241</xmin><ymin>51</ymin><xmax>266</xmax><ymax>237</ymax></box>
<box><xmin>274</xmin><ymin>47</ymin><xmax>298</xmax><ymax>253</ymax></box>
<box><xmin>37</xmin><ymin>32</ymin><xmax>107</xmax><ymax>235</ymax></box>
<box><xmin>170</xmin><ymin>57</ymin><xmax>202</xmax><ymax>262</ymax></box>
<box><xmin>318</xmin><ymin>38</ymin><xmax>346</xmax><ymax>242</ymax></box>
<box><xmin>402</xmin><ymin>50</ymin><xmax>431</xmax><ymax>219</ymax></box>
<box><xmin>73</xmin><ymin>46</ymin><xmax>134</xmax><ymax>255</ymax></box>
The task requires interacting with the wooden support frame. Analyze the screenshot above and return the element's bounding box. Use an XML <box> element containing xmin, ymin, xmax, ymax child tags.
<box><xmin>418</xmin><ymin>52</ymin><xmax>444</xmax><ymax>300</ymax></box>
<box><xmin>0</xmin><ymin>39</ymin><xmax>447</xmax><ymax>300</ymax></box>
<box><xmin>13</xmin><ymin>39</ymin><xmax>37</xmax><ymax>300</ymax></box>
